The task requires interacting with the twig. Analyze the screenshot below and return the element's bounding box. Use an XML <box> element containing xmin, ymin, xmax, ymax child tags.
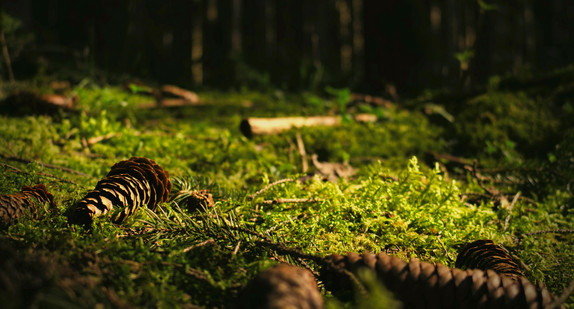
<box><xmin>182</xmin><ymin>239</ymin><xmax>215</xmax><ymax>253</ymax></box>
<box><xmin>0</xmin><ymin>153</ymin><xmax>93</xmax><ymax>178</ymax></box>
<box><xmin>297</xmin><ymin>257</ymin><xmax>320</xmax><ymax>278</ymax></box>
<box><xmin>463</xmin><ymin>192</ymin><xmax>537</xmax><ymax>205</ymax></box>
<box><xmin>1</xmin><ymin>162</ymin><xmax>82</xmax><ymax>186</ymax></box>
<box><xmin>159</xmin><ymin>261</ymin><xmax>212</xmax><ymax>283</ymax></box>
<box><xmin>511</xmin><ymin>253</ymin><xmax>531</xmax><ymax>273</ymax></box>
<box><xmin>471</xmin><ymin>160</ymin><xmax>494</xmax><ymax>195</ymax></box>
<box><xmin>503</xmin><ymin>192</ymin><xmax>520</xmax><ymax>231</ymax></box>
<box><xmin>86</xmin><ymin>132</ymin><xmax>121</xmax><ymax>145</ymax></box>
<box><xmin>262</xmin><ymin>198</ymin><xmax>323</xmax><ymax>205</ymax></box>
<box><xmin>295</xmin><ymin>131</ymin><xmax>308</xmax><ymax>172</ymax></box>
<box><xmin>248</xmin><ymin>178</ymin><xmax>294</xmax><ymax>200</ymax></box>
<box><xmin>549</xmin><ymin>278</ymin><xmax>574</xmax><ymax>309</ymax></box>
<box><xmin>516</xmin><ymin>229</ymin><xmax>574</xmax><ymax>246</ymax></box>
<box><xmin>232</xmin><ymin>240</ymin><xmax>241</xmax><ymax>255</ymax></box>
<box><xmin>525</xmin><ymin>229</ymin><xmax>574</xmax><ymax>236</ymax></box>
<box><xmin>437</xmin><ymin>235</ymin><xmax>455</xmax><ymax>262</ymax></box>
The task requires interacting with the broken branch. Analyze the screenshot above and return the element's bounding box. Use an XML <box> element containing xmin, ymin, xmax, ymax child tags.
<box><xmin>240</xmin><ymin>114</ymin><xmax>377</xmax><ymax>137</ymax></box>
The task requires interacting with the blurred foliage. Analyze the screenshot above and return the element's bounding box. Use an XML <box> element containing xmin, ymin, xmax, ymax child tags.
<box><xmin>452</xmin><ymin>91</ymin><xmax>561</xmax><ymax>161</ymax></box>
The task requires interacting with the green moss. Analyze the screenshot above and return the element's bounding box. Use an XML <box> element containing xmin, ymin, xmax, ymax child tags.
<box><xmin>1</xmin><ymin>82</ymin><xmax>572</xmax><ymax>307</ymax></box>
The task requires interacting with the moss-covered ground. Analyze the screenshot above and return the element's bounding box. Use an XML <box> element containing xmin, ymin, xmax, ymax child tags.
<box><xmin>0</xmin><ymin>70</ymin><xmax>573</xmax><ymax>308</ymax></box>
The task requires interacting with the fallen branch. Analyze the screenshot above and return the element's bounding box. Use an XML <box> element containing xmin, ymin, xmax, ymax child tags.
<box><xmin>503</xmin><ymin>192</ymin><xmax>521</xmax><ymax>231</ymax></box>
<box><xmin>161</xmin><ymin>84</ymin><xmax>200</xmax><ymax>104</ymax></box>
<box><xmin>240</xmin><ymin>114</ymin><xmax>377</xmax><ymax>137</ymax></box>
<box><xmin>248</xmin><ymin>178</ymin><xmax>294</xmax><ymax>200</ymax></box>
<box><xmin>2</xmin><ymin>91</ymin><xmax>78</xmax><ymax>114</ymax></box>
<box><xmin>525</xmin><ymin>229</ymin><xmax>574</xmax><ymax>236</ymax></box>
<box><xmin>262</xmin><ymin>198</ymin><xmax>323</xmax><ymax>205</ymax></box>
<box><xmin>135</xmin><ymin>84</ymin><xmax>201</xmax><ymax>108</ymax></box>
<box><xmin>86</xmin><ymin>132</ymin><xmax>122</xmax><ymax>145</ymax></box>
<box><xmin>295</xmin><ymin>132</ymin><xmax>308</xmax><ymax>172</ymax></box>
<box><xmin>349</xmin><ymin>93</ymin><xmax>393</xmax><ymax>108</ymax></box>
<box><xmin>463</xmin><ymin>192</ymin><xmax>537</xmax><ymax>205</ymax></box>
<box><xmin>182</xmin><ymin>239</ymin><xmax>215</xmax><ymax>253</ymax></box>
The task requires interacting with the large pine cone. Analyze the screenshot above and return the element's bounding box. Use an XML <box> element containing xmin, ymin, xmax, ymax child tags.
<box><xmin>322</xmin><ymin>251</ymin><xmax>556</xmax><ymax>308</ymax></box>
<box><xmin>67</xmin><ymin>157</ymin><xmax>171</xmax><ymax>226</ymax></box>
<box><xmin>0</xmin><ymin>184</ymin><xmax>55</xmax><ymax>227</ymax></box>
<box><xmin>456</xmin><ymin>239</ymin><xmax>524</xmax><ymax>281</ymax></box>
<box><xmin>237</xmin><ymin>264</ymin><xmax>324</xmax><ymax>309</ymax></box>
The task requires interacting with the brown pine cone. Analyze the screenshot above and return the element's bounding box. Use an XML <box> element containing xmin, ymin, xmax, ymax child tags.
<box><xmin>0</xmin><ymin>184</ymin><xmax>55</xmax><ymax>227</ymax></box>
<box><xmin>455</xmin><ymin>239</ymin><xmax>524</xmax><ymax>281</ymax></box>
<box><xmin>179</xmin><ymin>189</ymin><xmax>214</xmax><ymax>212</ymax></box>
<box><xmin>67</xmin><ymin>157</ymin><xmax>171</xmax><ymax>226</ymax></box>
<box><xmin>237</xmin><ymin>264</ymin><xmax>324</xmax><ymax>309</ymax></box>
<box><xmin>322</xmin><ymin>251</ymin><xmax>556</xmax><ymax>309</ymax></box>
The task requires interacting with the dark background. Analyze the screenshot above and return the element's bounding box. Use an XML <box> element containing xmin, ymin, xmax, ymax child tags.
<box><xmin>2</xmin><ymin>0</ymin><xmax>573</xmax><ymax>95</ymax></box>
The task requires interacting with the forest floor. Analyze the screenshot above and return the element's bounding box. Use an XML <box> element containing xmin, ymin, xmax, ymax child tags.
<box><xmin>0</xmin><ymin>68</ymin><xmax>573</xmax><ymax>308</ymax></box>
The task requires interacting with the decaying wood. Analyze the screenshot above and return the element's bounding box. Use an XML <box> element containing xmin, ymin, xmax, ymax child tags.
<box><xmin>161</xmin><ymin>85</ymin><xmax>200</xmax><ymax>104</ymax></box>
<box><xmin>240</xmin><ymin>114</ymin><xmax>377</xmax><ymax>137</ymax></box>
<box><xmin>130</xmin><ymin>83</ymin><xmax>201</xmax><ymax>108</ymax></box>
<box><xmin>349</xmin><ymin>93</ymin><xmax>393</xmax><ymax>108</ymax></box>
<box><xmin>1</xmin><ymin>91</ymin><xmax>78</xmax><ymax>114</ymax></box>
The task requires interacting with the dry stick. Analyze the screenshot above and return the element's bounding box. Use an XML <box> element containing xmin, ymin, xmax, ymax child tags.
<box><xmin>437</xmin><ymin>235</ymin><xmax>454</xmax><ymax>262</ymax></box>
<box><xmin>471</xmin><ymin>160</ymin><xmax>494</xmax><ymax>195</ymax></box>
<box><xmin>511</xmin><ymin>253</ymin><xmax>531</xmax><ymax>273</ymax></box>
<box><xmin>262</xmin><ymin>198</ymin><xmax>323</xmax><ymax>205</ymax></box>
<box><xmin>526</xmin><ymin>229</ymin><xmax>574</xmax><ymax>236</ymax></box>
<box><xmin>516</xmin><ymin>229</ymin><xmax>574</xmax><ymax>246</ymax></box>
<box><xmin>182</xmin><ymin>239</ymin><xmax>215</xmax><ymax>253</ymax></box>
<box><xmin>550</xmin><ymin>278</ymin><xmax>574</xmax><ymax>309</ymax></box>
<box><xmin>248</xmin><ymin>178</ymin><xmax>294</xmax><ymax>200</ymax></box>
<box><xmin>86</xmin><ymin>132</ymin><xmax>121</xmax><ymax>145</ymax></box>
<box><xmin>464</xmin><ymin>192</ymin><xmax>537</xmax><ymax>205</ymax></box>
<box><xmin>295</xmin><ymin>131</ymin><xmax>308</xmax><ymax>172</ymax></box>
<box><xmin>0</xmin><ymin>153</ymin><xmax>93</xmax><ymax>178</ymax></box>
<box><xmin>240</xmin><ymin>114</ymin><xmax>377</xmax><ymax>137</ymax></box>
<box><xmin>503</xmin><ymin>192</ymin><xmax>521</xmax><ymax>231</ymax></box>
<box><xmin>232</xmin><ymin>240</ymin><xmax>241</xmax><ymax>255</ymax></box>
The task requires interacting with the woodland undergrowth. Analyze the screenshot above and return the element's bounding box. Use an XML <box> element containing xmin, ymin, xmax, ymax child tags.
<box><xmin>0</xmin><ymin>75</ymin><xmax>572</xmax><ymax>308</ymax></box>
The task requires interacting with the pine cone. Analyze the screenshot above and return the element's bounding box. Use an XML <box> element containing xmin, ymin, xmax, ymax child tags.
<box><xmin>456</xmin><ymin>239</ymin><xmax>524</xmax><ymax>281</ymax></box>
<box><xmin>0</xmin><ymin>184</ymin><xmax>55</xmax><ymax>227</ymax></box>
<box><xmin>67</xmin><ymin>157</ymin><xmax>171</xmax><ymax>226</ymax></box>
<box><xmin>180</xmin><ymin>189</ymin><xmax>214</xmax><ymax>212</ymax></box>
<box><xmin>237</xmin><ymin>264</ymin><xmax>324</xmax><ymax>309</ymax></box>
<box><xmin>322</xmin><ymin>251</ymin><xmax>556</xmax><ymax>308</ymax></box>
